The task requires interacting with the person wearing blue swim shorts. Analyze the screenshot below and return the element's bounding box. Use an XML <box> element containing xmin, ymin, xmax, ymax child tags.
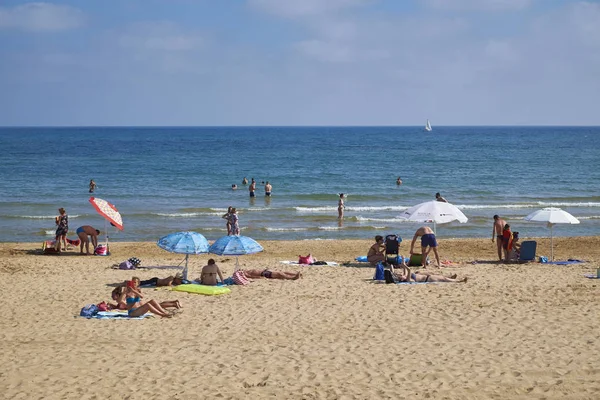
<box><xmin>409</xmin><ymin>226</ymin><xmax>441</xmax><ymax>268</ymax></box>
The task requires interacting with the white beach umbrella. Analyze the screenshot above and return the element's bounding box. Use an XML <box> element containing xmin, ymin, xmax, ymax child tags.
<box><xmin>399</xmin><ymin>200</ymin><xmax>468</xmax><ymax>234</ymax></box>
<box><xmin>524</xmin><ymin>207</ymin><xmax>580</xmax><ymax>260</ymax></box>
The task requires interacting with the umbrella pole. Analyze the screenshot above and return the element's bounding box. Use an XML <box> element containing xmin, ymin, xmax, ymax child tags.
<box><xmin>550</xmin><ymin>225</ymin><xmax>554</xmax><ymax>261</ymax></box>
<box><xmin>235</xmin><ymin>256</ymin><xmax>240</xmax><ymax>272</ymax></box>
<box><xmin>104</xmin><ymin>219</ymin><xmax>108</xmax><ymax>248</ymax></box>
<box><xmin>183</xmin><ymin>254</ymin><xmax>189</xmax><ymax>280</ymax></box>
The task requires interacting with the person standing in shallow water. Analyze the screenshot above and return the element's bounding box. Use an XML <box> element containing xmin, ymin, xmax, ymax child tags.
<box><xmin>89</xmin><ymin>179</ymin><xmax>97</xmax><ymax>193</ymax></box>
<box><xmin>264</xmin><ymin>181</ymin><xmax>272</xmax><ymax>196</ymax></box>
<box><xmin>338</xmin><ymin>193</ymin><xmax>345</xmax><ymax>219</ymax></box>
<box><xmin>249</xmin><ymin>178</ymin><xmax>256</xmax><ymax>197</ymax></box>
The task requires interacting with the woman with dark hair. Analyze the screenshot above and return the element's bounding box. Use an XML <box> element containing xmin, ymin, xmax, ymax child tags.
<box><xmin>367</xmin><ymin>235</ymin><xmax>386</xmax><ymax>266</ymax></box>
<box><xmin>54</xmin><ymin>208</ymin><xmax>68</xmax><ymax>252</ymax></box>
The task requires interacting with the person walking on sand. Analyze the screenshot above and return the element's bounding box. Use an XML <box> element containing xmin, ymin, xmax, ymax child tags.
<box><xmin>249</xmin><ymin>178</ymin><xmax>256</xmax><ymax>197</ymax></box>
<box><xmin>89</xmin><ymin>179</ymin><xmax>97</xmax><ymax>193</ymax></box>
<box><xmin>264</xmin><ymin>181</ymin><xmax>272</xmax><ymax>196</ymax></box>
<box><xmin>435</xmin><ymin>192</ymin><xmax>448</xmax><ymax>202</ymax></box>
<box><xmin>491</xmin><ymin>214</ymin><xmax>507</xmax><ymax>261</ymax></box>
<box><xmin>409</xmin><ymin>226</ymin><xmax>441</xmax><ymax>268</ymax></box>
<box><xmin>76</xmin><ymin>225</ymin><xmax>100</xmax><ymax>255</ymax></box>
<box><xmin>338</xmin><ymin>193</ymin><xmax>345</xmax><ymax>219</ymax></box>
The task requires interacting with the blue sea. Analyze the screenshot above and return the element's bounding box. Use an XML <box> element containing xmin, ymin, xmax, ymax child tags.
<box><xmin>0</xmin><ymin>126</ymin><xmax>599</xmax><ymax>243</ymax></box>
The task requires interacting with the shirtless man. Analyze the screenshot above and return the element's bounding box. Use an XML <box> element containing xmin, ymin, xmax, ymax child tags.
<box><xmin>492</xmin><ymin>215</ymin><xmax>507</xmax><ymax>261</ymax></box>
<box><xmin>200</xmin><ymin>259</ymin><xmax>225</xmax><ymax>286</ymax></box>
<box><xmin>241</xmin><ymin>269</ymin><xmax>302</xmax><ymax>280</ymax></box>
<box><xmin>435</xmin><ymin>192</ymin><xmax>448</xmax><ymax>202</ymax></box>
<box><xmin>76</xmin><ymin>225</ymin><xmax>100</xmax><ymax>255</ymax></box>
<box><xmin>264</xmin><ymin>181</ymin><xmax>272</xmax><ymax>196</ymax></box>
<box><xmin>409</xmin><ymin>226</ymin><xmax>441</xmax><ymax>268</ymax></box>
<box><xmin>249</xmin><ymin>178</ymin><xmax>256</xmax><ymax>197</ymax></box>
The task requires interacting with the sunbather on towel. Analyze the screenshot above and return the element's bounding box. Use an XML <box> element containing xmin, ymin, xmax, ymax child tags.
<box><xmin>240</xmin><ymin>269</ymin><xmax>302</xmax><ymax>280</ymax></box>
<box><xmin>393</xmin><ymin>265</ymin><xmax>467</xmax><ymax>283</ymax></box>
<box><xmin>199</xmin><ymin>259</ymin><xmax>225</xmax><ymax>286</ymax></box>
<box><xmin>109</xmin><ymin>280</ymin><xmax>182</xmax><ymax>311</ymax></box>
<box><xmin>117</xmin><ymin>274</ymin><xmax>185</xmax><ymax>287</ymax></box>
<box><xmin>125</xmin><ymin>281</ymin><xmax>175</xmax><ymax>318</ymax></box>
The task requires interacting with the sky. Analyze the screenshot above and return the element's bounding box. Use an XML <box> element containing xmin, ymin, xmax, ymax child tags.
<box><xmin>0</xmin><ymin>0</ymin><xmax>599</xmax><ymax>126</ymax></box>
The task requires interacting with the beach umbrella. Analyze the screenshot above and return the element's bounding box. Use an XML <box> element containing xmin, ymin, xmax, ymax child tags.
<box><xmin>157</xmin><ymin>231</ymin><xmax>210</xmax><ymax>279</ymax></box>
<box><xmin>89</xmin><ymin>197</ymin><xmax>123</xmax><ymax>248</ymax></box>
<box><xmin>398</xmin><ymin>200</ymin><xmax>468</xmax><ymax>234</ymax></box>
<box><xmin>208</xmin><ymin>235</ymin><xmax>264</xmax><ymax>270</ymax></box>
<box><xmin>524</xmin><ymin>207</ymin><xmax>579</xmax><ymax>260</ymax></box>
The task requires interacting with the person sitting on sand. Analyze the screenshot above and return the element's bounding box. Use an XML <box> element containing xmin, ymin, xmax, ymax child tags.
<box><xmin>238</xmin><ymin>269</ymin><xmax>302</xmax><ymax>280</ymax></box>
<box><xmin>393</xmin><ymin>265</ymin><xmax>467</xmax><ymax>283</ymax></box>
<box><xmin>109</xmin><ymin>280</ymin><xmax>183</xmax><ymax>310</ymax></box>
<box><xmin>76</xmin><ymin>225</ymin><xmax>100</xmax><ymax>255</ymax></box>
<box><xmin>200</xmin><ymin>259</ymin><xmax>225</xmax><ymax>286</ymax></box>
<box><xmin>367</xmin><ymin>235</ymin><xmax>386</xmax><ymax>266</ymax></box>
<box><xmin>124</xmin><ymin>281</ymin><xmax>179</xmax><ymax>318</ymax></box>
<box><xmin>507</xmin><ymin>232</ymin><xmax>521</xmax><ymax>261</ymax></box>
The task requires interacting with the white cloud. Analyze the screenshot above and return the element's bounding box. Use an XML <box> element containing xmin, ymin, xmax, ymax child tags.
<box><xmin>0</xmin><ymin>2</ymin><xmax>84</xmax><ymax>32</ymax></box>
<box><xmin>248</xmin><ymin>0</ymin><xmax>371</xmax><ymax>18</ymax></box>
<box><xmin>421</xmin><ymin>0</ymin><xmax>534</xmax><ymax>11</ymax></box>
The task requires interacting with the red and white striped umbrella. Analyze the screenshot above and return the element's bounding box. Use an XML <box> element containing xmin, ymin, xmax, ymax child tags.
<box><xmin>89</xmin><ymin>197</ymin><xmax>124</xmax><ymax>230</ymax></box>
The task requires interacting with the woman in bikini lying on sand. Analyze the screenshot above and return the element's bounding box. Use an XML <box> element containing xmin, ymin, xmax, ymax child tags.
<box><xmin>392</xmin><ymin>265</ymin><xmax>467</xmax><ymax>283</ymax></box>
<box><xmin>109</xmin><ymin>278</ymin><xmax>182</xmax><ymax>312</ymax></box>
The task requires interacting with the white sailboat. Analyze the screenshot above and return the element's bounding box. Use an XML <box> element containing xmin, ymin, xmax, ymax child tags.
<box><xmin>425</xmin><ymin>119</ymin><xmax>432</xmax><ymax>132</ymax></box>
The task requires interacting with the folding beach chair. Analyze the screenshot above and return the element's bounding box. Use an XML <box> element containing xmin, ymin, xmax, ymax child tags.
<box><xmin>519</xmin><ymin>241</ymin><xmax>537</xmax><ymax>262</ymax></box>
<box><xmin>384</xmin><ymin>234</ymin><xmax>403</xmax><ymax>265</ymax></box>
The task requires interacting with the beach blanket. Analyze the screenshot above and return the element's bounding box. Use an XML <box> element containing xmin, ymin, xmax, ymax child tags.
<box><xmin>82</xmin><ymin>311</ymin><xmax>153</xmax><ymax>319</ymax></box>
<box><xmin>584</xmin><ymin>274</ymin><xmax>600</xmax><ymax>279</ymax></box>
<box><xmin>280</xmin><ymin>260</ymin><xmax>339</xmax><ymax>266</ymax></box>
<box><xmin>543</xmin><ymin>259</ymin><xmax>585</xmax><ymax>265</ymax></box>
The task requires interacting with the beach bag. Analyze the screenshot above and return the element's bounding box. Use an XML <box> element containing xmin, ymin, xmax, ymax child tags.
<box><xmin>80</xmin><ymin>304</ymin><xmax>99</xmax><ymax>318</ymax></box>
<box><xmin>298</xmin><ymin>254</ymin><xmax>315</xmax><ymax>264</ymax></box>
<box><xmin>384</xmin><ymin>269</ymin><xmax>396</xmax><ymax>284</ymax></box>
<box><xmin>119</xmin><ymin>261</ymin><xmax>134</xmax><ymax>270</ymax></box>
<box><xmin>94</xmin><ymin>245</ymin><xmax>109</xmax><ymax>256</ymax></box>
<box><xmin>408</xmin><ymin>254</ymin><xmax>424</xmax><ymax>266</ymax></box>
<box><xmin>232</xmin><ymin>270</ymin><xmax>250</xmax><ymax>285</ymax></box>
<box><xmin>374</xmin><ymin>262</ymin><xmax>385</xmax><ymax>281</ymax></box>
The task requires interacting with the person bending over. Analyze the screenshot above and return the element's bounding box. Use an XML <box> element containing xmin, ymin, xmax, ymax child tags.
<box><xmin>410</xmin><ymin>226</ymin><xmax>441</xmax><ymax>268</ymax></box>
<box><xmin>76</xmin><ymin>225</ymin><xmax>100</xmax><ymax>255</ymax></box>
<box><xmin>200</xmin><ymin>259</ymin><xmax>225</xmax><ymax>286</ymax></box>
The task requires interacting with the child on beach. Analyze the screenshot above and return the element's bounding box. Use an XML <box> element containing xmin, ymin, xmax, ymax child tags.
<box><xmin>502</xmin><ymin>224</ymin><xmax>513</xmax><ymax>261</ymax></box>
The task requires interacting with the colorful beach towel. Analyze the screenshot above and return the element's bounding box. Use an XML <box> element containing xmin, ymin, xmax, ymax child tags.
<box><xmin>584</xmin><ymin>274</ymin><xmax>600</xmax><ymax>279</ymax></box>
<box><xmin>544</xmin><ymin>259</ymin><xmax>585</xmax><ymax>265</ymax></box>
<box><xmin>82</xmin><ymin>311</ymin><xmax>153</xmax><ymax>319</ymax></box>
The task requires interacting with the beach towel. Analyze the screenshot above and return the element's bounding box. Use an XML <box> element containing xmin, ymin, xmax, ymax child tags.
<box><xmin>79</xmin><ymin>311</ymin><xmax>153</xmax><ymax>319</ymax></box>
<box><xmin>584</xmin><ymin>274</ymin><xmax>600</xmax><ymax>279</ymax></box>
<box><xmin>545</xmin><ymin>260</ymin><xmax>585</xmax><ymax>265</ymax></box>
<box><xmin>355</xmin><ymin>256</ymin><xmax>410</xmax><ymax>264</ymax></box>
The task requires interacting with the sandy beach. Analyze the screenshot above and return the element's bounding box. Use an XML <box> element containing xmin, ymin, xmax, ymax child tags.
<box><xmin>1</xmin><ymin>236</ymin><xmax>599</xmax><ymax>399</ymax></box>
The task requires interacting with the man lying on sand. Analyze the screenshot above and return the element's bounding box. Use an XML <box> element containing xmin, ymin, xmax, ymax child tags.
<box><xmin>239</xmin><ymin>269</ymin><xmax>302</xmax><ymax>280</ymax></box>
<box><xmin>392</xmin><ymin>265</ymin><xmax>467</xmax><ymax>283</ymax></box>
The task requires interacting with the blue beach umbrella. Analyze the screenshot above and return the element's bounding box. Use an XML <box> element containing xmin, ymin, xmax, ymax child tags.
<box><xmin>208</xmin><ymin>235</ymin><xmax>264</xmax><ymax>270</ymax></box>
<box><xmin>157</xmin><ymin>231</ymin><xmax>210</xmax><ymax>278</ymax></box>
